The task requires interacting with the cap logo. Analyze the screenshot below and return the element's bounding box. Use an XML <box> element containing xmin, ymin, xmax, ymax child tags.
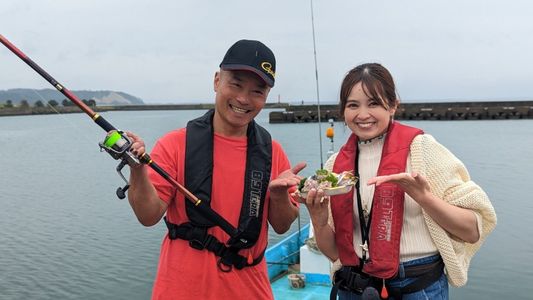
<box><xmin>261</xmin><ymin>62</ymin><xmax>275</xmax><ymax>78</ymax></box>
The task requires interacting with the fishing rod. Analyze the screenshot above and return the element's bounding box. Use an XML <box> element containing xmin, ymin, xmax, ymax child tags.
<box><xmin>310</xmin><ymin>0</ymin><xmax>324</xmax><ymax>169</ymax></box>
<box><xmin>0</xmin><ymin>34</ymin><xmax>240</xmax><ymax>240</ymax></box>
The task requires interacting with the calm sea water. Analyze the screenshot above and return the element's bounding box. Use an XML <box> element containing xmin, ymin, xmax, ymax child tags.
<box><xmin>1</xmin><ymin>109</ymin><xmax>531</xmax><ymax>299</ymax></box>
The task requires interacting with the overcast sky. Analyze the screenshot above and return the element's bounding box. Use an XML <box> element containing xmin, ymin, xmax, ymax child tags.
<box><xmin>1</xmin><ymin>0</ymin><xmax>532</xmax><ymax>104</ymax></box>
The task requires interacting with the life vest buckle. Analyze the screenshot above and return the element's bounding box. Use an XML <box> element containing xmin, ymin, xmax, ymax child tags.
<box><xmin>217</xmin><ymin>257</ymin><xmax>233</xmax><ymax>272</ymax></box>
<box><xmin>163</xmin><ymin>218</ymin><xmax>266</xmax><ymax>271</ymax></box>
<box><xmin>189</xmin><ymin>234</ymin><xmax>214</xmax><ymax>251</ymax></box>
<box><xmin>187</xmin><ymin>226</ymin><xmax>210</xmax><ymax>250</ymax></box>
<box><xmin>334</xmin><ymin>266</ymin><xmax>373</xmax><ymax>294</ymax></box>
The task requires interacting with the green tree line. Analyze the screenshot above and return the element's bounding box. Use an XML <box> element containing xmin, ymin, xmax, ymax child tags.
<box><xmin>0</xmin><ymin>99</ymin><xmax>96</xmax><ymax>109</ymax></box>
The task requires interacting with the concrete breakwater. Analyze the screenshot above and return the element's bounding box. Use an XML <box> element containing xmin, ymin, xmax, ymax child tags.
<box><xmin>269</xmin><ymin>100</ymin><xmax>533</xmax><ymax>123</ymax></box>
<box><xmin>0</xmin><ymin>103</ymin><xmax>289</xmax><ymax>117</ymax></box>
<box><xmin>2</xmin><ymin>101</ymin><xmax>532</xmax><ymax>121</ymax></box>
<box><xmin>0</xmin><ymin>104</ymin><xmax>216</xmax><ymax>117</ymax></box>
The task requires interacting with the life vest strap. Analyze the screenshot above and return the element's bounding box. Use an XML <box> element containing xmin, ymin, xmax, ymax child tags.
<box><xmin>330</xmin><ymin>257</ymin><xmax>444</xmax><ymax>300</ymax></box>
<box><xmin>164</xmin><ymin>217</ymin><xmax>265</xmax><ymax>272</ymax></box>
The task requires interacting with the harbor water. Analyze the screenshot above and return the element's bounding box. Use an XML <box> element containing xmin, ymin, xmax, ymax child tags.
<box><xmin>0</xmin><ymin>109</ymin><xmax>531</xmax><ymax>299</ymax></box>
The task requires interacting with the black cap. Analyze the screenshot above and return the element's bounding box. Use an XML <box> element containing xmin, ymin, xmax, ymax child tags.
<box><xmin>219</xmin><ymin>39</ymin><xmax>276</xmax><ymax>87</ymax></box>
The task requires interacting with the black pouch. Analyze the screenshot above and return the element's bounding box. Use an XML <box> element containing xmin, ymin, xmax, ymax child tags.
<box><xmin>333</xmin><ymin>266</ymin><xmax>380</xmax><ymax>294</ymax></box>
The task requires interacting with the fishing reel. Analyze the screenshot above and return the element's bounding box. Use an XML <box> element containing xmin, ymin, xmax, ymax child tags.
<box><xmin>99</xmin><ymin>130</ymin><xmax>141</xmax><ymax>199</ymax></box>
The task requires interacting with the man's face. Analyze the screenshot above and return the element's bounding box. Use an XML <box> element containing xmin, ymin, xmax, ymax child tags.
<box><xmin>213</xmin><ymin>69</ymin><xmax>270</xmax><ymax>136</ymax></box>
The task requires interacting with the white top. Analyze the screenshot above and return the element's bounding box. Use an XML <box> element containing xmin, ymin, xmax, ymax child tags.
<box><xmin>325</xmin><ymin>133</ymin><xmax>497</xmax><ymax>287</ymax></box>
<box><xmin>350</xmin><ymin>136</ymin><xmax>438</xmax><ymax>262</ymax></box>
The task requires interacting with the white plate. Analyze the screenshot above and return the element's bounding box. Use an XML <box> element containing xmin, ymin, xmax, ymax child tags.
<box><xmin>299</xmin><ymin>184</ymin><xmax>353</xmax><ymax>198</ymax></box>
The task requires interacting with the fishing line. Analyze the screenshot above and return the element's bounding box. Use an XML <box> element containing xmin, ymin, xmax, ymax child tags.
<box><xmin>29</xmin><ymin>89</ymin><xmax>96</xmax><ymax>143</ymax></box>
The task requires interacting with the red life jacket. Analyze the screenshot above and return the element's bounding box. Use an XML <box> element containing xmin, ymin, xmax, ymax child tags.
<box><xmin>331</xmin><ymin>122</ymin><xmax>423</xmax><ymax>279</ymax></box>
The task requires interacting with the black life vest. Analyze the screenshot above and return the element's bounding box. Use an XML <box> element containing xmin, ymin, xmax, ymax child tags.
<box><xmin>164</xmin><ymin>109</ymin><xmax>272</xmax><ymax>271</ymax></box>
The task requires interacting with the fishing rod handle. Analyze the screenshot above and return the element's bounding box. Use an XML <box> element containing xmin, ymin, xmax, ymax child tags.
<box><xmin>141</xmin><ymin>154</ymin><xmax>238</xmax><ymax>236</ymax></box>
<box><xmin>139</xmin><ymin>153</ymin><xmax>199</xmax><ymax>202</ymax></box>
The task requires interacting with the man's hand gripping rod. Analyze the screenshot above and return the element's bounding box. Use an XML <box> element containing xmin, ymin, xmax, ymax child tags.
<box><xmin>99</xmin><ymin>131</ymin><xmax>140</xmax><ymax>198</ymax></box>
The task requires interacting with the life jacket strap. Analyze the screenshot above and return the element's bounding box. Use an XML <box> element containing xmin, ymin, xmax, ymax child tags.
<box><xmin>387</xmin><ymin>258</ymin><xmax>444</xmax><ymax>298</ymax></box>
<box><xmin>330</xmin><ymin>258</ymin><xmax>444</xmax><ymax>300</ymax></box>
<box><xmin>164</xmin><ymin>217</ymin><xmax>265</xmax><ymax>272</ymax></box>
<box><xmin>331</xmin><ymin>266</ymin><xmax>377</xmax><ymax>299</ymax></box>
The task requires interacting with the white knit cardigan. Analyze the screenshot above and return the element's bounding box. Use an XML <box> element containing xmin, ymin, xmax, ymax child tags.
<box><xmin>324</xmin><ymin>134</ymin><xmax>497</xmax><ymax>287</ymax></box>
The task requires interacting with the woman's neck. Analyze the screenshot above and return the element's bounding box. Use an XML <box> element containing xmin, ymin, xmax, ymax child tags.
<box><xmin>358</xmin><ymin>132</ymin><xmax>386</xmax><ymax>145</ymax></box>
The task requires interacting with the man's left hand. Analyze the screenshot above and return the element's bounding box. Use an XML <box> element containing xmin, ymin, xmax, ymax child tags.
<box><xmin>268</xmin><ymin>162</ymin><xmax>307</xmax><ymax>196</ymax></box>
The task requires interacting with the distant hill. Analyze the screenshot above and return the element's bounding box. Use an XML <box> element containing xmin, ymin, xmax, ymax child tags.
<box><xmin>0</xmin><ymin>89</ymin><xmax>144</xmax><ymax>105</ymax></box>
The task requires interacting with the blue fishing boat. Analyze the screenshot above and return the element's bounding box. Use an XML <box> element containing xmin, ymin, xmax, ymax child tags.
<box><xmin>266</xmin><ymin>223</ymin><xmax>333</xmax><ymax>299</ymax></box>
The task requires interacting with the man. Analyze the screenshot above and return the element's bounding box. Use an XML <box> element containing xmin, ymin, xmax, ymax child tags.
<box><xmin>126</xmin><ymin>39</ymin><xmax>305</xmax><ymax>299</ymax></box>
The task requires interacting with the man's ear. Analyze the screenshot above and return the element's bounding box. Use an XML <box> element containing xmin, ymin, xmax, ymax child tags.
<box><xmin>213</xmin><ymin>71</ymin><xmax>220</xmax><ymax>92</ymax></box>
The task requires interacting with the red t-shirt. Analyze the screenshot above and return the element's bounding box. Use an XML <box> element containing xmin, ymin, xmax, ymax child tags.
<box><xmin>147</xmin><ymin>128</ymin><xmax>294</xmax><ymax>300</ymax></box>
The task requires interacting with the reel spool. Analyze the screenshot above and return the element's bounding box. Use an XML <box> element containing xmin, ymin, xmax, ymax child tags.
<box><xmin>99</xmin><ymin>131</ymin><xmax>141</xmax><ymax>199</ymax></box>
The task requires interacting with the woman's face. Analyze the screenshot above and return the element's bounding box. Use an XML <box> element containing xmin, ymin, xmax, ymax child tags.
<box><xmin>343</xmin><ymin>82</ymin><xmax>396</xmax><ymax>141</ymax></box>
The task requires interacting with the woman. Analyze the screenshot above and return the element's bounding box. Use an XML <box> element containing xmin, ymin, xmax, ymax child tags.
<box><xmin>302</xmin><ymin>63</ymin><xmax>496</xmax><ymax>300</ymax></box>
